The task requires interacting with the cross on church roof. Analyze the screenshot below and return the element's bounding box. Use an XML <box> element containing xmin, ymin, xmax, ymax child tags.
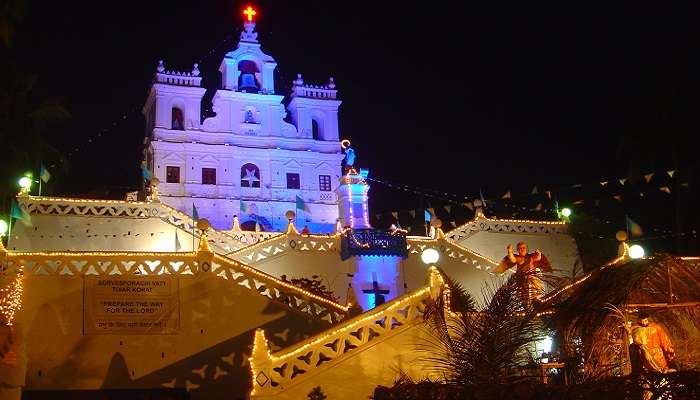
<box><xmin>243</xmin><ymin>6</ymin><xmax>257</xmax><ymax>22</ymax></box>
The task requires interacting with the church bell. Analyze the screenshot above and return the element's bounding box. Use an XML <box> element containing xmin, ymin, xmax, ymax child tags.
<box><xmin>239</xmin><ymin>72</ymin><xmax>259</xmax><ymax>93</ymax></box>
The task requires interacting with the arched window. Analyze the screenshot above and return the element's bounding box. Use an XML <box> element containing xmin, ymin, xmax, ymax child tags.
<box><xmin>241</xmin><ymin>163</ymin><xmax>260</xmax><ymax>188</ymax></box>
<box><xmin>311</xmin><ymin>119</ymin><xmax>321</xmax><ymax>140</ymax></box>
<box><xmin>171</xmin><ymin>107</ymin><xmax>184</xmax><ymax>130</ymax></box>
<box><xmin>237</xmin><ymin>60</ymin><xmax>260</xmax><ymax>93</ymax></box>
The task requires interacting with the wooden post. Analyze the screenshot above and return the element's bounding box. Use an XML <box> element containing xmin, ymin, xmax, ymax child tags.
<box><xmin>667</xmin><ymin>262</ymin><xmax>674</xmax><ymax>304</ymax></box>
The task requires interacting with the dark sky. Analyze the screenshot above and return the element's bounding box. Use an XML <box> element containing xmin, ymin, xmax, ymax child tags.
<box><xmin>11</xmin><ymin>1</ymin><xmax>700</xmax><ymax>252</ymax></box>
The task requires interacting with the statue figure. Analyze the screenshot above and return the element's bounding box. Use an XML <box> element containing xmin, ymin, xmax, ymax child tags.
<box><xmin>344</xmin><ymin>147</ymin><xmax>356</xmax><ymax>168</ymax></box>
<box><xmin>491</xmin><ymin>241</ymin><xmax>552</xmax><ymax>306</ymax></box>
<box><xmin>630</xmin><ymin>312</ymin><xmax>676</xmax><ymax>374</ymax></box>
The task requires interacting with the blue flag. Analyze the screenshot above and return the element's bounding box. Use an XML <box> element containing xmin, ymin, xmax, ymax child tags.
<box><xmin>40</xmin><ymin>163</ymin><xmax>51</xmax><ymax>183</ymax></box>
<box><xmin>192</xmin><ymin>203</ymin><xmax>199</xmax><ymax>221</ymax></box>
<box><xmin>11</xmin><ymin>198</ymin><xmax>32</xmax><ymax>226</ymax></box>
<box><xmin>141</xmin><ymin>164</ymin><xmax>152</xmax><ymax>180</ymax></box>
<box><xmin>296</xmin><ymin>195</ymin><xmax>309</xmax><ymax>212</ymax></box>
<box><xmin>424</xmin><ymin>209</ymin><xmax>431</xmax><ymax>222</ymax></box>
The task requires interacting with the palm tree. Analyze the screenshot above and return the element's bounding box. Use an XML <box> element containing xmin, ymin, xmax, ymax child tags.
<box><xmin>418</xmin><ymin>272</ymin><xmax>545</xmax><ymax>398</ymax></box>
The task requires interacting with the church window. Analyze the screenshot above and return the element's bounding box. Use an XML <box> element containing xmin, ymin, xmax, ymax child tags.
<box><xmin>171</xmin><ymin>107</ymin><xmax>184</xmax><ymax>130</ymax></box>
<box><xmin>286</xmin><ymin>173</ymin><xmax>300</xmax><ymax>189</ymax></box>
<box><xmin>202</xmin><ymin>168</ymin><xmax>216</xmax><ymax>185</ymax></box>
<box><xmin>166</xmin><ymin>166</ymin><xmax>180</xmax><ymax>183</ymax></box>
<box><xmin>241</xmin><ymin>163</ymin><xmax>260</xmax><ymax>188</ymax></box>
<box><xmin>312</xmin><ymin>119</ymin><xmax>321</xmax><ymax>140</ymax></box>
<box><xmin>319</xmin><ymin>175</ymin><xmax>331</xmax><ymax>191</ymax></box>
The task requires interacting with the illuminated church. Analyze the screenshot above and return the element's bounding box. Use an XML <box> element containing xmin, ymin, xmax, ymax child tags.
<box><xmin>0</xmin><ymin>7</ymin><xmax>588</xmax><ymax>400</ymax></box>
<box><xmin>144</xmin><ymin>8</ymin><xmax>343</xmax><ymax>232</ymax></box>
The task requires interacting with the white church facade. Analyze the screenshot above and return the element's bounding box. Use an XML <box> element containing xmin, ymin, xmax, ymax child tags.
<box><xmin>143</xmin><ymin>17</ymin><xmax>344</xmax><ymax>233</ymax></box>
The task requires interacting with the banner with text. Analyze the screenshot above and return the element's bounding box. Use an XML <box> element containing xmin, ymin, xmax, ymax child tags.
<box><xmin>84</xmin><ymin>276</ymin><xmax>179</xmax><ymax>335</ymax></box>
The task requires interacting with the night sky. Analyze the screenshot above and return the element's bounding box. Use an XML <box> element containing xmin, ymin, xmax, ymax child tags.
<box><xmin>6</xmin><ymin>1</ymin><xmax>699</xmax><ymax>253</ymax></box>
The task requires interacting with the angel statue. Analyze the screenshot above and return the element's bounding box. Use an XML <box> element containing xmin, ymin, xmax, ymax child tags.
<box><xmin>491</xmin><ymin>241</ymin><xmax>552</xmax><ymax>306</ymax></box>
<box><xmin>344</xmin><ymin>147</ymin><xmax>356</xmax><ymax>168</ymax></box>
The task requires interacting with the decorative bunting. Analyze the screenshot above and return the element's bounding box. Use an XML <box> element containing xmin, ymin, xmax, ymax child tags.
<box><xmin>612</xmin><ymin>194</ymin><xmax>623</xmax><ymax>202</ymax></box>
<box><xmin>545</xmin><ymin>191</ymin><xmax>552</xmax><ymax>200</ymax></box>
<box><xmin>571</xmin><ymin>184</ymin><xmax>582</xmax><ymax>188</ymax></box>
<box><xmin>619</xmin><ymin>178</ymin><xmax>627</xmax><ymax>185</ymax></box>
<box><xmin>659</xmin><ymin>186</ymin><xmax>671</xmax><ymax>194</ymax></box>
<box><xmin>463</xmin><ymin>202</ymin><xmax>474</xmax><ymax>211</ymax></box>
<box><xmin>643</xmin><ymin>173</ymin><xmax>654</xmax><ymax>183</ymax></box>
<box><xmin>534</xmin><ymin>203</ymin><xmax>543</xmax><ymax>211</ymax></box>
<box><xmin>408</xmin><ymin>210</ymin><xmax>416</xmax><ymax>218</ymax></box>
<box><xmin>443</xmin><ymin>205</ymin><xmax>451</xmax><ymax>213</ymax></box>
<box><xmin>391</xmin><ymin>211</ymin><xmax>398</xmax><ymax>220</ymax></box>
<box><xmin>450</xmin><ymin>221</ymin><xmax>456</xmax><ymax>227</ymax></box>
<box><xmin>531</xmin><ymin>186</ymin><xmax>538</xmax><ymax>194</ymax></box>
<box><xmin>667</xmin><ymin>170</ymin><xmax>675</xmax><ymax>178</ymax></box>
<box><xmin>573</xmin><ymin>199</ymin><xmax>584</xmax><ymax>205</ymax></box>
<box><xmin>501</xmin><ymin>191</ymin><xmax>511</xmax><ymax>199</ymax></box>
<box><xmin>600</xmin><ymin>181</ymin><xmax>608</xmax><ymax>186</ymax></box>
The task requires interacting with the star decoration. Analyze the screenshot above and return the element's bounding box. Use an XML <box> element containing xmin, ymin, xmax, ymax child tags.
<box><xmin>242</xmin><ymin>169</ymin><xmax>260</xmax><ymax>185</ymax></box>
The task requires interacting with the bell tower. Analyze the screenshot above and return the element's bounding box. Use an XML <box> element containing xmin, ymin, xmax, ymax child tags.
<box><xmin>219</xmin><ymin>6</ymin><xmax>277</xmax><ymax>94</ymax></box>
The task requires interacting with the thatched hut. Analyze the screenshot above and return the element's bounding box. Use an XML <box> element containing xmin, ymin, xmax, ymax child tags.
<box><xmin>541</xmin><ymin>255</ymin><xmax>700</xmax><ymax>382</ymax></box>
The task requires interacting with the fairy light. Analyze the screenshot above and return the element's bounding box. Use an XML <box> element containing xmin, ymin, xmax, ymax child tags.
<box><xmin>0</xmin><ymin>272</ymin><xmax>24</xmax><ymax>326</ymax></box>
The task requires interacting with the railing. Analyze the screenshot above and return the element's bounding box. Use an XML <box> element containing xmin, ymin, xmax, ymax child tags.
<box><xmin>0</xmin><ymin>240</ymin><xmax>350</xmax><ymax>326</ymax></box>
<box><xmin>17</xmin><ymin>196</ymin><xmax>280</xmax><ymax>253</ymax></box>
<box><xmin>407</xmin><ymin>237</ymin><xmax>498</xmax><ymax>271</ymax></box>
<box><xmin>228</xmin><ymin>232</ymin><xmax>339</xmax><ymax>263</ymax></box>
<box><xmin>340</xmin><ymin>229</ymin><xmax>408</xmax><ymax>260</ymax></box>
<box><xmin>249</xmin><ymin>281</ymin><xmax>437</xmax><ymax>396</ymax></box>
<box><xmin>445</xmin><ymin>210</ymin><xmax>567</xmax><ymax>242</ymax></box>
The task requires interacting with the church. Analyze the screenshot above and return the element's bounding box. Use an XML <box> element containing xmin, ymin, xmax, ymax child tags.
<box><xmin>0</xmin><ymin>7</ymin><xmax>589</xmax><ymax>400</ymax></box>
<box><xmin>143</xmin><ymin>7</ymin><xmax>343</xmax><ymax>233</ymax></box>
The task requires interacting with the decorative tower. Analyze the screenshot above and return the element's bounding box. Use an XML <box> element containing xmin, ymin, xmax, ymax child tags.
<box><xmin>337</xmin><ymin>150</ymin><xmax>407</xmax><ymax>311</ymax></box>
<box><xmin>336</xmin><ymin>168</ymin><xmax>371</xmax><ymax>229</ymax></box>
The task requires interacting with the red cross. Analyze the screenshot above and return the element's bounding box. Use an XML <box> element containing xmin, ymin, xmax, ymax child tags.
<box><xmin>243</xmin><ymin>6</ymin><xmax>257</xmax><ymax>22</ymax></box>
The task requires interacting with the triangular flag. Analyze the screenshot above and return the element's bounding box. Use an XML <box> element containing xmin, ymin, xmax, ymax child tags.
<box><xmin>375</xmin><ymin>214</ymin><xmax>381</xmax><ymax>220</ymax></box>
<box><xmin>619</xmin><ymin>178</ymin><xmax>627</xmax><ymax>185</ymax></box>
<box><xmin>428</xmin><ymin>207</ymin><xmax>435</xmax><ymax>216</ymax></box>
<box><xmin>391</xmin><ymin>211</ymin><xmax>398</xmax><ymax>220</ymax></box>
<box><xmin>667</xmin><ymin>170</ymin><xmax>675</xmax><ymax>178</ymax></box>
<box><xmin>450</xmin><ymin>221</ymin><xmax>456</xmax><ymax>227</ymax></box>
<box><xmin>443</xmin><ymin>205</ymin><xmax>451</xmax><ymax>213</ymax></box>
<box><xmin>531</xmin><ymin>186</ymin><xmax>538</xmax><ymax>194</ymax></box>
<box><xmin>535</xmin><ymin>203</ymin><xmax>543</xmax><ymax>211</ymax></box>
<box><xmin>408</xmin><ymin>210</ymin><xmax>416</xmax><ymax>218</ymax></box>
<box><xmin>639</xmin><ymin>192</ymin><xmax>645</xmax><ymax>197</ymax></box>
<box><xmin>626</xmin><ymin>216</ymin><xmax>644</xmax><ymax>237</ymax></box>
<box><xmin>659</xmin><ymin>186</ymin><xmax>671</xmax><ymax>194</ymax></box>
<box><xmin>463</xmin><ymin>202</ymin><xmax>474</xmax><ymax>211</ymax></box>
<box><xmin>175</xmin><ymin>230</ymin><xmax>182</xmax><ymax>251</ymax></box>
<box><xmin>600</xmin><ymin>181</ymin><xmax>608</xmax><ymax>186</ymax></box>
<box><xmin>424</xmin><ymin>209</ymin><xmax>431</xmax><ymax>222</ymax></box>
<box><xmin>643</xmin><ymin>173</ymin><xmax>654</xmax><ymax>183</ymax></box>
<box><xmin>479</xmin><ymin>189</ymin><xmax>487</xmax><ymax>207</ymax></box>
<box><xmin>545</xmin><ymin>190</ymin><xmax>552</xmax><ymax>200</ymax></box>
<box><xmin>192</xmin><ymin>203</ymin><xmax>199</xmax><ymax>220</ymax></box>
<box><xmin>40</xmin><ymin>162</ymin><xmax>51</xmax><ymax>183</ymax></box>
<box><xmin>11</xmin><ymin>198</ymin><xmax>32</xmax><ymax>226</ymax></box>
<box><xmin>255</xmin><ymin>221</ymin><xmax>261</xmax><ymax>232</ymax></box>
<box><xmin>573</xmin><ymin>199</ymin><xmax>584</xmax><ymax>205</ymax></box>
<box><xmin>501</xmin><ymin>191</ymin><xmax>511</xmax><ymax>199</ymax></box>
<box><xmin>240</xmin><ymin>201</ymin><xmax>248</xmax><ymax>214</ymax></box>
<box><xmin>571</xmin><ymin>184</ymin><xmax>582</xmax><ymax>188</ymax></box>
<box><xmin>681</xmin><ymin>182</ymin><xmax>689</xmax><ymax>188</ymax></box>
<box><xmin>612</xmin><ymin>194</ymin><xmax>623</xmax><ymax>202</ymax></box>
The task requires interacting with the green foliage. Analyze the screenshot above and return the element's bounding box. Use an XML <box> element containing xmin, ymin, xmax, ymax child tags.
<box><xmin>418</xmin><ymin>272</ymin><xmax>544</xmax><ymax>391</ymax></box>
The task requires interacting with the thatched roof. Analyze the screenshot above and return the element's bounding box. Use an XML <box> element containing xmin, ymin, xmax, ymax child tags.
<box><xmin>543</xmin><ymin>255</ymin><xmax>699</xmax><ymax>327</ymax></box>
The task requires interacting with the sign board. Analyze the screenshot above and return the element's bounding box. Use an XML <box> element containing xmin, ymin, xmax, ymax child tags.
<box><xmin>84</xmin><ymin>276</ymin><xmax>179</xmax><ymax>334</ymax></box>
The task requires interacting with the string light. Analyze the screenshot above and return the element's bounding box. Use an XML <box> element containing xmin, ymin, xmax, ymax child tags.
<box><xmin>0</xmin><ymin>272</ymin><xmax>23</xmax><ymax>326</ymax></box>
